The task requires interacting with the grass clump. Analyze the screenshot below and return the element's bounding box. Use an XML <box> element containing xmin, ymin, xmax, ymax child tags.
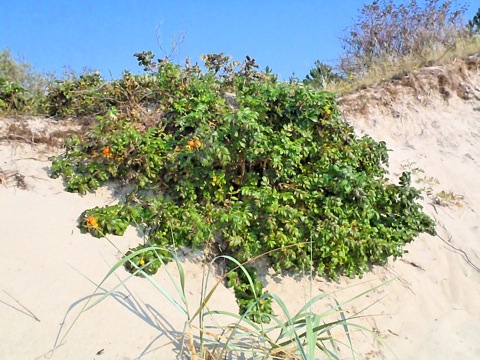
<box><xmin>56</xmin><ymin>244</ymin><xmax>390</xmax><ymax>359</ymax></box>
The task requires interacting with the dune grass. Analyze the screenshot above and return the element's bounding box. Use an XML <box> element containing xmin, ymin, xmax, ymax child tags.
<box><xmin>323</xmin><ymin>35</ymin><xmax>480</xmax><ymax>95</ymax></box>
<box><xmin>54</xmin><ymin>238</ymin><xmax>391</xmax><ymax>360</ymax></box>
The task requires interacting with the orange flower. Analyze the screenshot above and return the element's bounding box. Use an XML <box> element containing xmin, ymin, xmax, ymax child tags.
<box><xmin>102</xmin><ymin>147</ymin><xmax>113</xmax><ymax>157</ymax></box>
<box><xmin>86</xmin><ymin>216</ymin><xmax>99</xmax><ymax>229</ymax></box>
<box><xmin>187</xmin><ymin>139</ymin><xmax>202</xmax><ymax>149</ymax></box>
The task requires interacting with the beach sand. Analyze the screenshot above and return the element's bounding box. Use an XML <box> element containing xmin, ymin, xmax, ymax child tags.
<box><xmin>1</xmin><ymin>59</ymin><xmax>479</xmax><ymax>359</ymax></box>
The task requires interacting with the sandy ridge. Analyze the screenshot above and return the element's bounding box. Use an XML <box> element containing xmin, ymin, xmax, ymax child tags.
<box><xmin>1</xmin><ymin>60</ymin><xmax>480</xmax><ymax>359</ymax></box>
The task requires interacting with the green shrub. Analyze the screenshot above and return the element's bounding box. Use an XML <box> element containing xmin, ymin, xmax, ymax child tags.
<box><xmin>227</xmin><ymin>264</ymin><xmax>273</xmax><ymax>324</ymax></box>
<box><xmin>0</xmin><ymin>77</ymin><xmax>27</xmax><ymax>111</ymax></box>
<box><xmin>123</xmin><ymin>244</ymin><xmax>171</xmax><ymax>276</ymax></box>
<box><xmin>45</xmin><ymin>55</ymin><xmax>204</xmax><ymax>118</ymax></box>
<box><xmin>303</xmin><ymin>60</ymin><xmax>345</xmax><ymax>89</ymax></box>
<box><xmin>467</xmin><ymin>7</ymin><xmax>480</xmax><ymax>35</ymax></box>
<box><xmin>78</xmin><ymin>204</ymin><xmax>139</xmax><ymax>238</ymax></box>
<box><xmin>0</xmin><ymin>49</ymin><xmax>49</xmax><ymax>113</ymax></box>
<box><xmin>50</xmin><ymin>52</ymin><xmax>435</xmax><ymax>321</ymax></box>
<box><xmin>46</xmin><ymin>71</ymin><xmax>112</xmax><ymax>116</ymax></box>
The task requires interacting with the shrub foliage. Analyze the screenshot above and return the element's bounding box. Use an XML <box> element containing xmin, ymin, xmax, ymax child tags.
<box><xmin>50</xmin><ymin>52</ymin><xmax>435</xmax><ymax>320</ymax></box>
<box><xmin>303</xmin><ymin>61</ymin><xmax>345</xmax><ymax>89</ymax></box>
<box><xmin>467</xmin><ymin>7</ymin><xmax>480</xmax><ymax>34</ymax></box>
<box><xmin>0</xmin><ymin>49</ymin><xmax>49</xmax><ymax>113</ymax></box>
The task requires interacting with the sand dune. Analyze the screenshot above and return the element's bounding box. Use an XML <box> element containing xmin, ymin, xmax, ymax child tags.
<box><xmin>1</xmin><ymin>58</ymin><xmax>479</xmax><ymax>359</ymax></box>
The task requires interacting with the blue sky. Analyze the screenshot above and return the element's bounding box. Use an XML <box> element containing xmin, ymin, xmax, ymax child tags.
<box><xmin>1</xmin><ymin>1</ymin><xmax>478</xmax><ymax>81</ymax></box>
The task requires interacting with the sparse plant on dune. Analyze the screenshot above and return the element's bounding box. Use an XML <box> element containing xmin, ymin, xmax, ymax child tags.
<box><xmin>402</xmin><ymin>161</ymin><xmax>464</xmax><ymax>207</ymax></box>
<box><xmin>55</xmin><ymin>241</ymin><xmax>390</xmax><ymax>359</ymax></box>
<box><xmin>433</xmin><ymin>190</ymin><xmax>464</xmax><ymax>207</ymax></box>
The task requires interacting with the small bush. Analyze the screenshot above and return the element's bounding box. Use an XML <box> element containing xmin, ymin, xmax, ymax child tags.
<box><xmin>46</xmin><ymin>71</ymin><xmax>112</xmax><ymax>117</ymax></box>
<box><xmin>227</xmin><ymin>264</ymin><xmax>273</xmax><ymax>324</ymax></box>
<box><xmin>53</xmin><ymin>50</ymin><xmax>433</xmax><ymax>276</ymax></box>
<box><xmin>339</xmin><ymin>0</ymin><xmax>468</xmax><ymax>76</ymax></box>
<box><xmin>0</xmin><ymin>77</ymin><xmax>27</xmax><ymax>112</ymax></box>
<box><xmin>50</xmin><ymin>52</ymin><xmax>435</xmax><ymax>320</ymax></box>
<box><xmin>467</xmin><ymin>7</ymin><xmax>480</xmax><ymax>35</ymax></box>
<box><xmin>45</xmin><ymin>53</ymin><xmax>206</xmax><ymax>118</ymax></box>
<box><xmin>303</xmin><ymin>61</ymin><xmax>345</xmax><ymax>89</ymax></box>
<box><xmin>0</xmin><ymin>49</ymin><xmax>49</xmax><ymax>113</ymax></box>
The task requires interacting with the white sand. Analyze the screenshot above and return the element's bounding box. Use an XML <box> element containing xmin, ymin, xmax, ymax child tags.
<box><xmin>1</xmin><ymin>62</ymin><xmax>480</xmax><ymax>359</ymax></box>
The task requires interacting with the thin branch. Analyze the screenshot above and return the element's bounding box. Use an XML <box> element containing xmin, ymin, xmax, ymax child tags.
<box><xmin>436</xmin><ymin>234</ymin><xmax>480</xmax><ymax>273</ymax></box>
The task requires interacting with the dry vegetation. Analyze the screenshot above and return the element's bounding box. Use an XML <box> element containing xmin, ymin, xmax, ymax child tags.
<box><xmin>0</xmin><ymin>117</ymin><xmax>91</xmax><ymax>147</ymax></box>
<box><xmin>332</xmin><ymin>36</ymin><xmax>480</xmax><ymax>93</ymax></box>
<box><xmin>0</xmin><ymin>167</ymin><xmax>27</xmax><ymax>189</ymax></box>
<box><xmin>339</xmin><ymin>53</ymin><xmax>480</xmax><ymax>117</ymax></box>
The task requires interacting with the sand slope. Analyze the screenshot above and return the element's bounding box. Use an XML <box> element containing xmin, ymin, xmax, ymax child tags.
<box><xmin>1</xmin><ymin>59</ymin><xmax>480</xmax><ymax>359</ymax></box>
